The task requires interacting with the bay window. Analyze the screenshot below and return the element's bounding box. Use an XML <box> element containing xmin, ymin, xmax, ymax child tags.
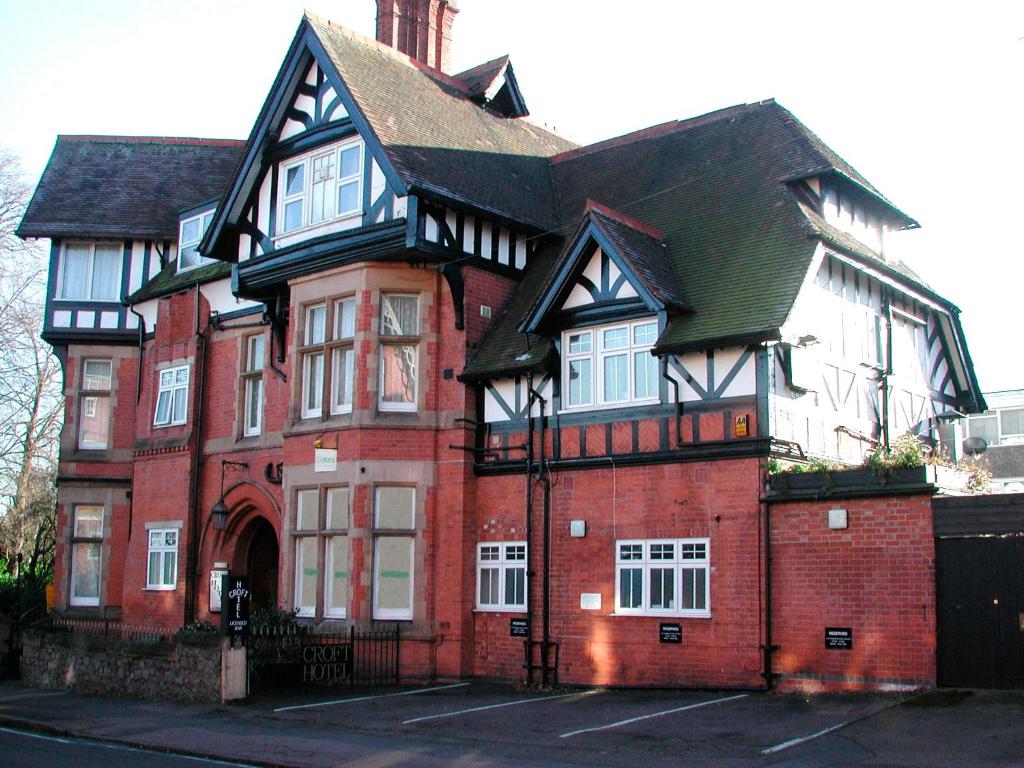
<box><xmin>563</xmin><ymin>318</ymin><xmax>659</xmax><ymax>409</ymax></box>
<box><xmin>78</xmin><ymin>359</ymin><xmax>112</xmax><ymax>450</ymax></box>
<box><xmin>58</xmin><ymin>242</ymin><xmax>121</xmax><ymax>301</ymax></box>
<box><xmin>279</xmin><ymin>139</ymin><xmax>363</xmax><ymax>235</ymax></box>
<box><xmin>293</xmin><ymin>486</ymin><xmax>350</xmax><ymax>619</ymax></box>
<box><xmin>373</xmin><ymin>486</ymin><xmax>415</xmax><ymax>620</ymax></box>
<box><xmin>615</xmin><ymin>538</ymin><xmax>710</xmax><ymax>617</ymax></box>
<box><xmin>242</xmin><ymin>334</ymin><xmax>265</xmax><ymax>437</ymax></box>
<box><xmin>379</xmin><ymin>294</ymin><xmax>419</xmax><ymax>412</ymax></box>
<box><xmin>70</xmin><ymin>506</ymin><xmax>103</xmax><ymax>606</ymax></box>
<box><xmin>299</xmin><ymin>297</ymin><xmax>356</xmax><ymax>420</ymax></box>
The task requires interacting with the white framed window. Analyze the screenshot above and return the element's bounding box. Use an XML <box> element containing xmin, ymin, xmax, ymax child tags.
<box><xmin>242</xmin><ymin>334</ymin><xmax>265</xmax><ymax>437</ymax></box>
<box><xmin>476</xmin><ymin>542</ymin><xmax>527</xmax><ymax>612</ymax></box>
<box><xmin>278</xmin><ymin>139</ymin><xmax>363</xmax><ymax>235</ymax></box>
<box><xmin>615</xmin><ymin>538</ymin><xmax>710</xmax><ymax>617</ymax></box>
<box><xmin>293</xmin><ymin>486</ymin><xmax>349</xmax><ymax>619</ymax></box>
<box><xmin>70</xmin><ymin>506</ymin><xmax>103</xmax><ymax>606</ymax></box>
<box><xmin>967</xmin><ymin>407</ymin><xmax>1024</xmax><ymax>447</ymax></box>
<box><xmin>379</xmin><ymin>294</ymin><xmax>419</xmax><ymax>412</ymax></box>
<box><xmin>177</xmin><ymin>209</ymin><xmax>216</xmax><ymax>272</ymax></box>
<box><xmin>78</xmin><ymin>359</ymin><xmax>112</xmax><ymax>450</ymax></box>
<box><xmin>57</xmin><ymin>242</ymin><xmax>122</xmax><ymax>301</ymax></box>
<box><xmin>373</xmin><ymin>486</ymin><xmax>415</xmax><ymax>620</ymax></box>
<box><xmin>146</xmin><ymin>528</ymin><xmax>179</xmax><ymax>590</ymax></box>
<box><xmin>299</xmin><ymin>298</ymin><xmax>356</xmax><ymax>420</ymax></box>
<box><xmin>153</xmin><ymin>365</ymin><xmax>190</xmax><ymax>426</ymax></box>
<box><xmin>563</xmin><ymin>318</ymin><xmax>659</xmax><ymax>410</ymax></box>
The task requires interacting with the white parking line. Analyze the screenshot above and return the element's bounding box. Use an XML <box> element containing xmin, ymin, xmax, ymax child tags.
<box><xmin>559</xmin><ymin>693</ymin><xmax>748</xmax><ymax>738</ymax></box>
<box><xmin>273</xmin><ymin>681</ymin><xmax>470</xmax><ymax>712</ymax></box>
<box><xmin>761</xmin><ymin>721</ymin><xmax>851</xmax><ymax>754</ymax></box>
<box><xmin>403</xmin><ymin>689</ymin><xmax>599</xmax><ymax>724</ymax></box>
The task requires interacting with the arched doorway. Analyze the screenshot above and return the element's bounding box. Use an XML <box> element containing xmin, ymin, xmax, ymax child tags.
<box><xmin>245</xmin><ymin>517</ymin><xmax>279</xmax><ymax>610</ymax></box>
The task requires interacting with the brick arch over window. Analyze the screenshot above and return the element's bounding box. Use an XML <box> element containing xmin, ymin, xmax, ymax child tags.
<box><xmin>204</xmin><ymin>479</ymin><xmax>283</xmax><ymax>567</ymax></box>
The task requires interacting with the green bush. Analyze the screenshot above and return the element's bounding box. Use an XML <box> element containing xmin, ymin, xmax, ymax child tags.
<box><xmin>248</xmin><ymin>607</ymin><xmax>300</xmax><ymax>630</ymax></box>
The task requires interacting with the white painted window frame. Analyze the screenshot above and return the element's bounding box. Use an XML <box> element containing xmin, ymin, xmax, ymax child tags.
<box><xmin>70</xmin><ymin>505</ymin><xmax>104</xmax><ymax>607</ymax></box>
<box><xmin>475</xmin><ymin>542</ymin><xmax>527</xmax><ymax>612</ymax></box>
<box><xmin>153</xmin><ymin>364</ymin><xmax>190</xmax><ymax>427</ymax></box>
<box><xmin>614</xmin><ymin>538</ymin><xmax>710</xmax><ymax>618</ymax></box>
<box><xmin>242</xmin><ymin>334</ymin><xmax>265</xmax><ymax>437</ymax></box>
<box><xmin>78</xmin><ymin>359</ymin><xmax>113</xmax><ymax>450</ymax></box>
<box><xmin>177</xmin><ymin>209</ymin><xmax>216</xmax><ymax>273</ymax></box>
<box><xmin>146</xmin><ymin>528</ymin><xmax>179</xmax><ymax>590</ymax></box>
<box><xmin>562</xmin><ymin>318</ymin><xmax>660</xmax><ymax>412</ymax></box>
<box><xmin>56</xmin><ymin>242</ymin><xmax>123</xmax><ymax>302</ymax></box>
<box><xmin>378</xmin><ymin>293</ymin><xmax>419</xmax><ymax>413</ymax></box>
<box><xmin>277</xmin><ymin>137</ymin><xmax>364</xmax><ymax>237</ymax></box>
<box><xmin>372</xmin><ymin>486</ymin><xmax>416</xmax><ymax>621</ymax></box>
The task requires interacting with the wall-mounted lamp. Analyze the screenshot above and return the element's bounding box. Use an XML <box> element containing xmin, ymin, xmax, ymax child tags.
<box><xmin>212</xmin><ymin>460</ymin><xmax>249</xmax><ymax>531</ymax></box>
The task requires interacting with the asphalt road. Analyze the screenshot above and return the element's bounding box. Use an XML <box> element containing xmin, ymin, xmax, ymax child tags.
<box><xmin>0</xmin><ymin>726</ymin><xmax>258</xmax><ymax>768</ymax></box>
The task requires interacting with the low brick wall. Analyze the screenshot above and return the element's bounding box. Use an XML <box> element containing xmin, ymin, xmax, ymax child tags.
<box><xmin>21</xmin><ymin>627</ymin><xmax>226</xmax><ymax>702</ymax></box>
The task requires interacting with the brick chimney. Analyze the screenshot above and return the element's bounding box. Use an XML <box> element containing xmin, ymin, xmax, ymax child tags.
<box><xmin>376</xmin><ymin>0</ymin><xmax>458</xmax><ymax>73</ymax></box>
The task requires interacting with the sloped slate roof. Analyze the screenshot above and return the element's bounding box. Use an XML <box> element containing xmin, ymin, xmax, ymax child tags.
<box><xmin>126</xmin><ymin>259</ymin><xmax>232</xmax><ymax>305</ymax></box>
<box><xmin>453</xmin><ymin>55</ymin><xmax>510</xmax><ymax>99</ymax></box>
<box><xmin>307</xmin><ymin>15</ymin><xmax>573</xmax><ymax>229</ymax></box>
<box><xmin>467</xmin><ymin>99</ymin><xmax>934</xmax><ymax>375</ymax></box>
<box><xmin>18</xmin><ymin>136</ymin><xmax>244</xmax><ymax>240</ymax></box>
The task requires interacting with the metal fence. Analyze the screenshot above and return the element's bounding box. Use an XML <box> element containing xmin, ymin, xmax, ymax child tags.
<box><xmin>247</xmin><ymin>623</ymin><xmax>399</xmax><ymax>692</ymax></box>
<box><xmin>49</xmin><ymin>616</ymin><xmax>170</xmax><ymax>643</ymax></box>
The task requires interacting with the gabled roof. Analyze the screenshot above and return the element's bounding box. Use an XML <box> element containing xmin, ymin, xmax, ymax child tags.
<box><xmin>453</xmin><ymin>55</ymin><xmax>510</xmax><ymax>99</ymax></box>
<box><xmin>205</xmin><ymin>14</ymin><xmax>573</xmax><ymax>258</ymax></box>
<box><xmin>452</xmin><ymin>55</ymin><xmax>529</xmax><ymax>118</ymax></box>
<box><xmin>519</xmin><ymin>201</ymin><xmax>688</xmax><ymax>333</ymax></box>
<box><xmin>468</xmin><ymin>98</ymin><xmax>942</xmax><ymax>378</ymax></box>
<box><xmin>306</xmin><ymin>15</ymin><xmax>569</xmax><ymax>225</ymax></box>
<box><xmin>18</xmin><ymin>136</ymin><xmax>244</xmax><ymax>240</ymax></box>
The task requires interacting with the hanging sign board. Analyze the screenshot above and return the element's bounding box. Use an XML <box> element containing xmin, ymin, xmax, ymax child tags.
<box><xmin>510</xmin><ymin>618</ymin><xmax>529</xmax><ymax>637</ymax></box>
<box><xmin>222</xmin><ymin>574</ymin><xmax>251</xmax><ymax>639</ymax></box>
<box><xmin>659</xmin><ymin>623</ymin><xmax>682</xmax><ymax>644</ymax></box>
<box><xmin>825</xmin><ymin>627</ymin><xmax>853</xmax><ymax>650</ymax></box>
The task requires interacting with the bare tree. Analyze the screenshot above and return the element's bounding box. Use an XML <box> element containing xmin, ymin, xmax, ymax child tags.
<box><xmin>0</xmin><ymin>149</ymin><xmax>61</xmax><ymax>588</ymax></box>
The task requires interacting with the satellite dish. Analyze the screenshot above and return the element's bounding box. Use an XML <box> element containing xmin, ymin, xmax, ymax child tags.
<box><xmin>963</xmin><ymin>437</ymin><xmax>987</xmax><ymax>456</ymax></box>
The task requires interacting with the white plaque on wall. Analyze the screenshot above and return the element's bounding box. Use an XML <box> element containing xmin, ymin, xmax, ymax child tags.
<box><xmin>209</xmin><ymin>569</ymin><xmax>228</xmax><ymax>613</ymax></box>
<box><xmin>580</xmin><ymin>593</ymin><xmax>602</xmax><ymax>610</ymax></box>
<box><xmin>314</xmin><ymin>448</ymin><xmax>337</xmax><ymax>473</ymax></box>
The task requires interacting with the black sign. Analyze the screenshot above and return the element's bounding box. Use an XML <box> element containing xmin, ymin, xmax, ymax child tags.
<box><xmin>659</xmin><ymin>623</ymin><xmax>682</xmax><ymax>644</ymax></box>
<box><xmin>825</xmin><ymin>627</ymin><xmax>853</xmax><ymax>650</ymax></box>
<box><xmin>222</xmin><ymin>574</ymin><xmax>251</xmax><ymax>640</ymax></box>
<box><xmin>510</xmin><ymin>618</ymin><xmax>529</xmax><ymax>637</ymax></box>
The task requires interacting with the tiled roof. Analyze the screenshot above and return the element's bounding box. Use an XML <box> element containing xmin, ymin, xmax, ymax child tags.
<box><xmin>307</xmin><ymin>15</ymin><xmax>574</xmax><ymax>229</ymax></box>
<box><xmin>468</xmin><ymin>99</ymin><xmax>929</xmax><ymax>374</ymax></box>
<box><xmin>453</xmin><ymin>55</ymin><xmax>510</xmax><ymax>99</ymax></box>
<box><xmin>126</xmin><ymin>259</ymin><xmax>232</xmax><ymax>305</ymax></box>
<box><xmin>18</xmin><ymin>136</ymin><xmax>244</xmax><ymax>240</ymax></box>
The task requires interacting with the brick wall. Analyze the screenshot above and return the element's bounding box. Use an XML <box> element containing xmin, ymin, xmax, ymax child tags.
<box><xmin>473</xmin><ymin>458</ymin><xmax>767</xmax><ymax>688</ymax></box>
<box><xmin>770</xmin><ymin>493</ymin><xmax>936</xmax><ymax>692</ymax></box>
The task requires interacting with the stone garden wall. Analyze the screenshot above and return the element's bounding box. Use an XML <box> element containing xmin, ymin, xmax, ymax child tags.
<box><xmin>20</xmin><ymin>627</ymin><xmax>227</xmax><ymax>702</ymax></box>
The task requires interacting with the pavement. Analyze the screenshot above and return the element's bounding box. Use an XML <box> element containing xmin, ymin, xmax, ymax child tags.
<box><xmin>0</xmin><ymin>679</ymin><xmax>1022</xmax><ymax>767</ymax></box>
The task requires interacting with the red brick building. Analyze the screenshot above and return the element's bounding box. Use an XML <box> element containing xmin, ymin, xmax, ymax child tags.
<box><xmin>18</xmin><ymin>1</ymin><xmax>985</xmax><ymax>691</ymax></box>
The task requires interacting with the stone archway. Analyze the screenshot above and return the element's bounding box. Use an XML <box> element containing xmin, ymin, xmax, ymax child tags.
<box><xmin>242</xmin><ymin>517</ymin><xmax>279</xmax><ymax>610</ymax></box>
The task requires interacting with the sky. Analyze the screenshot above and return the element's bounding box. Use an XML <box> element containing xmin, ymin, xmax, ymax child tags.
<box><xmin>1</xmin><ymin>0</ymin><xmax>1021</xmax><ymax>392</ymax></box>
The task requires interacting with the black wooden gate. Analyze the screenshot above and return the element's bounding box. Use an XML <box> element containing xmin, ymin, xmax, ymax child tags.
<box><xmin>934</xmin><ymin>493</ymin><xmax>1024</xmax><ymax>689</ymax></box>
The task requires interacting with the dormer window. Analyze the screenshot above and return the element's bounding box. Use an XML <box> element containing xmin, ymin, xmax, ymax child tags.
<box><xmin>279</xmin><ymin>138</ymin><xmax>363</xmax><ymax>235</ymax></box>
<box><xmin>562</xmin><ymin>319</ymin><xmax>659</xmax><ymax>410</ymax></box>
<box><xmin>822</xmin><ymin>185</ymin><xmax>883</xmax><ymax>253</ymax></box>
<box><xmin>178</xmin><ymin>210</ymin><xmax>215</xmax><ymax>272</ymax></box>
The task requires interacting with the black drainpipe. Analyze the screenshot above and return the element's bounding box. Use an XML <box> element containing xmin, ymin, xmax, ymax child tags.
<box><xmin>127</xmin><ymin>305</ymin><xmax>147</xmax><ymax>543</ymax></box>
<box><xmin>184</xmin><ymin>286</ymin><xmax>211</xmax><ymax>626</ymax></box>
<box><xmin>881</xmin><ymin>286</ymin><xmax>893</xmax><ymax>450</ymax></box>
<box><xmin>761</xmin><ymin>479</ymin><xmax>775</xmax><ymax>690</ymax></box>
<box><xmin>660</xmin><ymin>356</ymin><xmax>685</xmax><ymax>446</ymax></box>
<box><xmin>524</xmin><ymin>373</ymin><xmax>535</xmax><ymax>685</ymax></box>
<box><xmin>528</xmin><ymin>384</ymin><xmax>551</xmax><ymax>687</ymax></box>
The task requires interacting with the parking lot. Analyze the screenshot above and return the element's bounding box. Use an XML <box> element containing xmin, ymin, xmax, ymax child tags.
<box><xmin>257</xmin><ymin>682</ymin><xmax>1024</xmax><ymax>767</ymax></box>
